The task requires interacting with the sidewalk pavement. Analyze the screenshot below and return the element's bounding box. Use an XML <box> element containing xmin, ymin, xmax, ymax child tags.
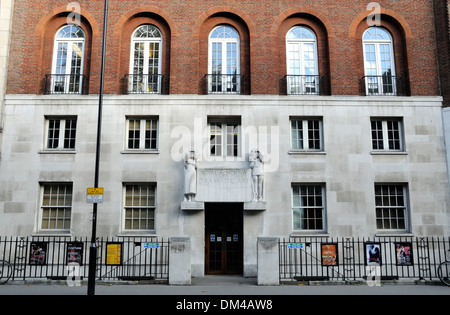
<box><xmin>0</xmin><ymin>275</ymin><xmax>449</xmax><ymax>295</ymax></box>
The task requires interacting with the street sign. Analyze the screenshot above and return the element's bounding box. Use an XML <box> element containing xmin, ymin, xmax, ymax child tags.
<box><xmin>287</xmin><ymin>243</ymin><xmax>303</xmax><ymax>249</ymax></box>
<box><xmin>143</xmin><ymin>242</ymin><xmax>159</xmax><ymax>249</ymax></box>
<box><xmin>86</xmin><ymin>188</ymin><xmax>104</xmax><ymax>204</ymax></box>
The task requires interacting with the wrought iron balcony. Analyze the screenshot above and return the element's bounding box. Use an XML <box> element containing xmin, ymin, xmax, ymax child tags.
<box><xmin>125</xmin><ymin>74</ymin><xmax>165</xmax><ymax>94</ymax></box>
<box><xmin>205</xmin><ymin>74</ymin><xmax>243</xmax><ymax>94</ymax></box>
<box><xmin>284</xmin><ymin>75</ymin><xmax>322</xmax><ymax>95</ymax></box>
<box><xmin>361</xmin><ymin>75</ymin><xmax>403</xmax><ymax>96</ymax></box>
<box><xmin>44</xmin><ymin>74</ymin><xmax>88</xmax><ymax>95</ymax></box>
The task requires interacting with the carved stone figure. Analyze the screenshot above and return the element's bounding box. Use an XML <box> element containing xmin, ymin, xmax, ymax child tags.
<box><xmin>184</xmin><ymin>148</ymin><xmax>198</xmax><ymax>202</ymax></box>
<box><xmin>249</xmin><ymin>149</ymin><xmax>264</xmax><ymax>201</ymax></box>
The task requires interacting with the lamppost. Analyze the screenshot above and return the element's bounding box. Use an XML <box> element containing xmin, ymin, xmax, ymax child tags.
<box><xmin>87</xmin><ymin>0</ymin><xmax>108</xmax><ymax>296</ymax></box>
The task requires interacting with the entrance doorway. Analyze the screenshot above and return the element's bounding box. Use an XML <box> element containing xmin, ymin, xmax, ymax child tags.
<box><xmin>205</xmin><ymin>203</ymin><xmax>243</xmax><ymax>274</ymax></box>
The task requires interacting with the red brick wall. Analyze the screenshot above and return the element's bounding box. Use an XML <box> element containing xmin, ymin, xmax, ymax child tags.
<box><xmin>6</xmin><ymin>0</ymin><xmax>441</xmax><ymax>97</ymax></box>
<box><xmin>433</xmin><ymin>0</ymin><xmax>450</xmax><ymax>107</ymax></box>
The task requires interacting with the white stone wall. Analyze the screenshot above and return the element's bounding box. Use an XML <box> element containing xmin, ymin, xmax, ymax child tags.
<box><xmin>0</xmin><ymin>94</ymin><xmax>449</xmax><ymax>276</ymax></box>
<box><xmin>0</xmin><ymin>0</ymin><xmax>14</xmax><ymax>149</ymax></box>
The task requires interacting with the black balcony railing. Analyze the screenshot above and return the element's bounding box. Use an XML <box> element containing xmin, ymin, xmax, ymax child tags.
<box><xmin>125</xmin><ymin>74</ymin><xmax>165</xmax><ymax>94</ymax></box>
<box><xmin>45</xmin><ymin>74</ymin><xmax>88</xmax><ymax>95</ymax></box>
<box><xmin>205</xmin><ymin>74</ymin><xmax>244</xmax><ymax>94</ymax></box>
<box><xmin>361</xmin><ymin>75</ymin><xmax>403</xmax><ymax>96</ymax></box>
<box><xmin>284</xmin><ymin>75</ymin><xmax>322</xmax><ymax>95</ymax></box>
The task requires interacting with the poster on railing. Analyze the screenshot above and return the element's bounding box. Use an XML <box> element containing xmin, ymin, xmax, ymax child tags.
<box><xmin>106</xmin><ymin>242</ymin><xmax>123</xmax><ymax>266</ymax></box>
<box><xmin>395</xmin><ymin>242</ymin><xmax>414</xmax><ymax>266</ymax></box>
<box><xmin>364</xmin><ymin>242</ymin><xmax>382</xmax><ymax>266</ymax></box>
<box><xmin>321</xmin><ymin>243</ymin><xmax>338</xmax><ymax>266</ymax></box>
<box><xmin>29</xmin><ymin>242</ymin><xmax>47</xmax><ymax>265</ymax></box>
<box><xmin>66</xmin><ymin>241</ymin><xmax>84</xmax><ymax>265</ymax></box>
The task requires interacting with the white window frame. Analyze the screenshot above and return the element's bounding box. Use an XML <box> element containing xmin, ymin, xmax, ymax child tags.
<box><xmin>374</xmin><ymin>184</ymin><xmax>409</xmax><ymax>232</ymax></box>
<box><xmin>44</xmin><ymin>116</ymin><xmax>77</xmax><ymax>151</ymax></box>
<box><xmin>129</xmin><ymin>25</ymin><xmax>163</xmax><ymax>94</ymax></box>
<box><xmin>122</xmin><ymin>183</ymin><xmax>157</xmax><ymax>232</ymax></box>
<box><xmin>292</xmin><ymin>184</ymin><xmax>326</xmax><ymax>232</ymax></box>
<box><xmin>208</xmin><ymin>25</ymin><xmax>241</xmax><ymax>93</ymax></box>
<box><xmin>370</xmin><ymin>117</ymin><xmax>404</xmax><ymax>152</ymax></box>
<box><xmin>290</xmin><ymin>117</ymin><xmax>324</xmax><ymax>151</ymax></box>
<box><xmin>38</xmin><ymin>183</ymin><xmax>73</xmax><ymax>231</ymax></box>
<box><xmin>286</xmin><ymin>26</ymin><xmax>319</xmax><ymax>95</ymax></box>
<box><xmin>362</xmin><ymin>27</ymin><xmax>396</xmax><ymax>95</ymax></box>
<box><xmin>208</xmin><ymin>117</ymin><xmax>242</xmax><ymax>159</ymax></box>
<box><xmin>125</xmin><ymin>116</ymin><xmax>159</xmax><ymax>151</ymax></box>
<box><xmin>51</xmin><ymin>25</ymin><xmax>85</xmax><ymax>94</ymax></box>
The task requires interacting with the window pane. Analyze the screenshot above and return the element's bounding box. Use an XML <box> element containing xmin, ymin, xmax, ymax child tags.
<box><xmin>47</xmin><ymin>119</ymin><xmax>60</xmax><ymax>149</ymax></box>
<box><xmin>374</xmin><ymin>184</ymin><xmax>407</xmax><ymax>230</ymax></box>
<box><xmin>128</xmin><ymin>120</ymin><xmax>140</xmax><ymax>149</ymax></box>
<box><xmin>292</xmin><ymin>184</ymin><xmax>324</xmax><ymax>230</ymax></box>
<box><xmin>41</xmin><ymin>184</ymin><xmax>72</xmax><ymax>230</ymax></box>
<box><xmin>124</xmin><ymin>184</ymin><xmax>156</xmax><ymax>230</ymax></box>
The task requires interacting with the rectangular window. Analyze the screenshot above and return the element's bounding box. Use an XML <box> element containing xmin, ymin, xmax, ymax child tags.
<box><xmin>371</xmin><ymin>118</ymin><xmax>403</xmax><ymax>151</ymax></box>
<box><xmin>209</xmin><ymin>118</ymin><xmax>241</xmax><ymax>158</ymax></box>
<box><xmin>124</xmin><ymin>184</ymin><xmax>156</xmax><ymax>231</ymax></box>
<box><xmin>291</xmin><ymin>118</ymin><xmax>323</xmax><ymax>151</ymax></box>
<box><xmin>292</xmin><ymin>184</ymin><xmax>325</xmax><ymax>231</ymax></box>
<box><xmin>46</xmin><ymin>117</ymin><xmax>77</xmax><ymax>150</ymax></box>
<box><xmin>375</xmin><ymin>184</ymin><xmax>408</xmax><ymax>231</ymax></box>
<box><xmin>126</xmin><ymin>117</ymin><xmax>158</xmax><ymax>150</ymax></box>
<box><xmin>40</xmin><ymin>183</ymin><xmax>72</xmax><ymax>231</ymax></box>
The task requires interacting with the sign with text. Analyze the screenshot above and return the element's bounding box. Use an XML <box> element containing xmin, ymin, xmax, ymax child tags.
<box><xmin>86</xmin><ymin>188</ymin><xmax>104</xmax><ymax>203</ymax></box>
<box><xmin>105</xmin><ymin>242</ymin><xmax>122</xmax><ymax>266</ymax></box>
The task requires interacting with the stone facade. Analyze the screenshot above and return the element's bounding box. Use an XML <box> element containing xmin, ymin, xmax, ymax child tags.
<box><xmin>0</xmin><ymin>0</ymin><xmax>449</xmax><ymax>277</ymax></box>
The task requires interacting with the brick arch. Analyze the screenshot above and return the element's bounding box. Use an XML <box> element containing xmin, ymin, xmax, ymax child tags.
<box><xmin>349</xmin><ymin>9</ymin><xmax>412</xmax><ymax>96</ymax></box>
<box><xmin>192</xmin><ymin>7</ymin><xmax>256</xmax><ymax>38</ymax></box>
<box><xmin>273</xmin><ymin>9</ymin><xmax>333</xmax><ymax>95</ymax></box>
<box><xmin>192</xmin><ymin>8</ymin><xmax>255</xmax><ymax>95</ymax></box>
<box><xmin>270</xmin><ymin>7</ymin><xmax>335</xmax><ymax>39</ymax></box>
<box><xmin>348</xmin><ymin>9</ymin><xmax>412</xmax><ymax>39</ymax></box>
<box><xmin>111</xmin><ymin>8</ymin><xmax>174</xmax><ymax>94</ymax></box>
<box><xmin>34</xmin><ymin>6</ymin><xmax>99</xmax><ymax>37</ymax></box>
<box><xmin>111</xmin><ymin>7</ymin><xmax>177</xmax><ymax>37</ymax></box>
<box><xmin>34</xmin><ymin>7</ymin><xmax>97</xmax><ymax>95</ymax></box>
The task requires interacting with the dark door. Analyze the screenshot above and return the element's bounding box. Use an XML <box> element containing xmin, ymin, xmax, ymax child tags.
<box><xmin>205</xmin><ymin>203</ymin><xmax>243</xmax><ymax>274</ymax></box>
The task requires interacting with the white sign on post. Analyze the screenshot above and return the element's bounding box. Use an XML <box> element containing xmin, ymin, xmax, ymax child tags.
<box><xmin>86</xmin><ymin>188</ymin><xmax>104</xmax><ymax>204</ymax></box>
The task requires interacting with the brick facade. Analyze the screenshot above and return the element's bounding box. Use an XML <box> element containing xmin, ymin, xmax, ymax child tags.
<box><xmin>6</xmin><ymin>0</ymin><xmax>441</xmax><ymax>97</ymax></box>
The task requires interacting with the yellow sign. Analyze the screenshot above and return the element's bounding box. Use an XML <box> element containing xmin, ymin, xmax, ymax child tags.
<box><xmin>86</xmin><ymin>188</ymin><xmax>104</xmax><ymax>203</ymax></box>
<box><xmin>87</xmin><ymin>188</ymin><xmax>104</xmax><ymax>195</ymax></box>
<box><xmin>106</xmin><ymin>243</ymin><xmax>122</xmax><ymax>265</ymax></box>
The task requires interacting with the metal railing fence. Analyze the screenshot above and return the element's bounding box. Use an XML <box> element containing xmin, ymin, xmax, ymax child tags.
<box><xmin>0</xmin><ymin>236</ymin><xmax>169</xmax><ymax>283</ymax></box>
<box><xmin>279</xmin><ymin>236</ymin><xmax>449</xmax><ymax>282</ymax></box>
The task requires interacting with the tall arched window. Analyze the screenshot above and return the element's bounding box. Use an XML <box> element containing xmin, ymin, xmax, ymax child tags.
<box><xmin>208</xmin><ymin>25</ymin><xmax>241</xmax><ymax>94</ymax></box>
<box><xmin>363</xmin><ymin>27</ymin><xmax>396</xmax><ymax>95</ymax></box>
<box><xmin>50</xmin><ymin>25</ymin><xmax>85</xmax><ymax>94</ymax></box>
<box><xmin>286</xmin><ymin>26</ymin><xmax>319</xmax><ymax>95</ymax></box>
<box><xmin>129</xmin><ymin>25</ymin><xmax>163</xmax><ymax>94</ymax></box>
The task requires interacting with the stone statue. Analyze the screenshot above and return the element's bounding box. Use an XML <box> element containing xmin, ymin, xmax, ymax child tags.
<box><xmin>249</xmin><ymin>149</ymin><xmax>264</xmax><ymax>201</ymax></box>
<box><xmin>184</xmin><ymin>148</ymin><xmax>198</xmax><ymax>202</ymax></box>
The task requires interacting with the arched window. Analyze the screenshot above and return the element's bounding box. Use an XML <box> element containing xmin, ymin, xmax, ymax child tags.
<box><xmin>286</xmin><ymin>26</ymin><xmax>319</xmax><ymax>95</ymax></box>
<box><xmin>129</xmin><ymin>25</ymin><xmax>163</xmax><ymax>94</ymax></box>
<box><xmin>50</xmin><ymin>25</ymin><xmax>85</xmax><ymax>94</ymax></box>
<box><xmin>208</xmin><ymin>25</ymin><xmax>241</xmax><ymax>94</ymax></box>
<box><xmin>363</xmin><ymin>27</ymin><xmax>396</xmax><ymax>95</ymax></box>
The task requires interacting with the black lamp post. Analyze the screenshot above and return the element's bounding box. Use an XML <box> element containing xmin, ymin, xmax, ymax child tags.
<box><xmin>87</xmin><ymin>0</ymin><xmax>108</xmax><ymax>296</ymax></box>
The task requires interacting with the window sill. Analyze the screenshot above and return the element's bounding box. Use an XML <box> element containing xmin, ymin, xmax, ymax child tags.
<box><xmin>117</xmin><ymin>232</ymin><xmax>158</xmax><ymax>237</ymax></box>
<box><xmin>290</xmin><ymin>232</ymin><xmax>330</xmax><ymax>237</ymax></box>
<box><xmin>371</xmin><ymin>151</ymin><xmax>407</xmax><ymax>155</ymax></box>
<box><xmin>121</xmin><ymin>150</ymin><xmax>160</xmax><ymax>154</ymax></box>
<box><xmin>38</xmin><ymin>150</ymin><xmax>76</xmax><ymax>154</ymax></box>
<box><xmin>375</xmin><ymin>232</ymin><xmax>414</xmax><ymax>237</ymax></box>
<box><xmin>32</xmin><ymin>231</ymin><xmax>72</xmax><ymax>236</ymax></box>
<box><xmin>288</xmin><ymin>150</ymin><xmax>326</xmax><ymax>155</ymax></box>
